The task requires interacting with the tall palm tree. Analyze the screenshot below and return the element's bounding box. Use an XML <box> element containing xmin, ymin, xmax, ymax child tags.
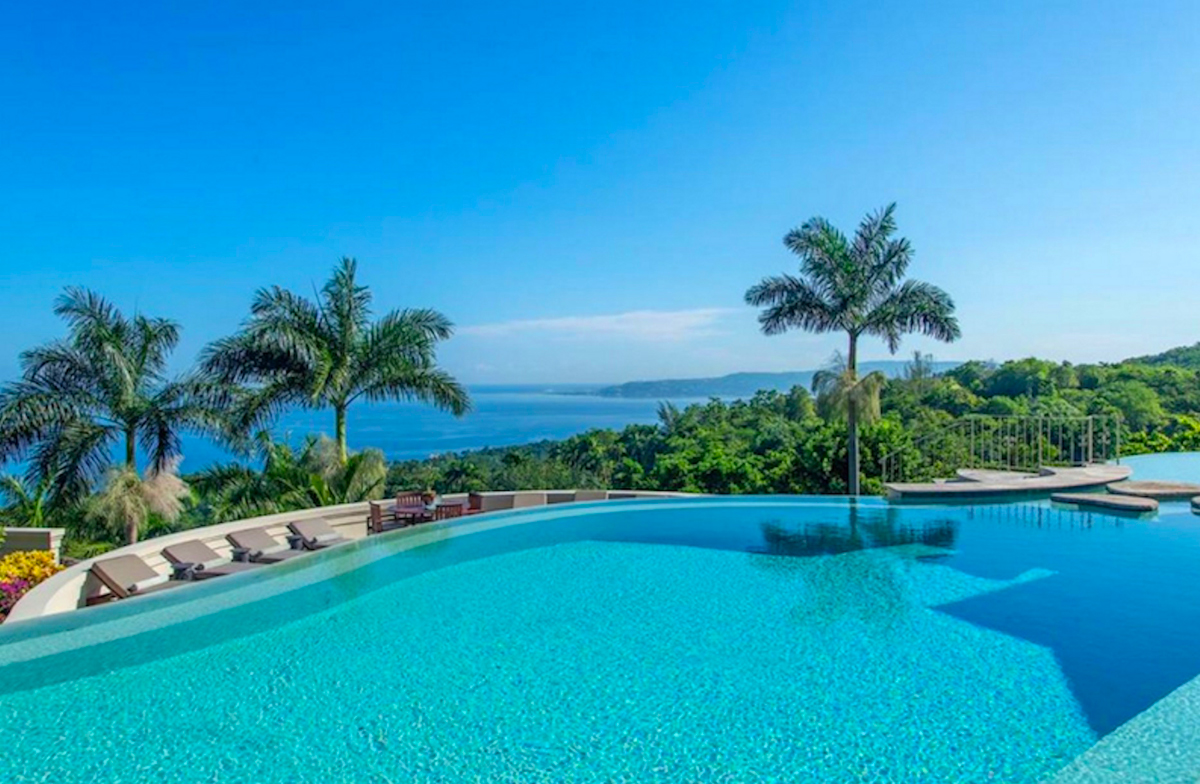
<box><xmin>0</xmin><ymin>289</ymin><xmax>223</xmax><ymax>504</ymax></box>
<box><xmin>745</xmin><ymin>204</ymin><xmax>960</xmax><ymax>494</ymax></box>
<box><xmin>202</xmin><ymin>257</ymin><xmax>470</xmax><ymax>463</ymax></box>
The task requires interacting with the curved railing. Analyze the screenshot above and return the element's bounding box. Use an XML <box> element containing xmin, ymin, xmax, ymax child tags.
<box><xmin>7</xmin><ymin>490</ymin><xmax>688</xmax><ymax>623</ymax></box>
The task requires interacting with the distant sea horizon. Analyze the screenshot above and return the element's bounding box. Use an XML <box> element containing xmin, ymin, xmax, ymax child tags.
<box><xmin>175</xmin><ymin>385</ymin><xmax>718</xmax><ymax>471</ymax></box>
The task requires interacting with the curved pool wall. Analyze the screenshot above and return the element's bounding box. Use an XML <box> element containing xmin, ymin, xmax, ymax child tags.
<box><xmin>4</xmin><ymin>496</ymin><xmax>1200</xmax><ymax>781</ymax></box>
<box><xmin>7</xmin><ymin>489</ymin><xmax>689</xmax><ymax>622</ymax></box>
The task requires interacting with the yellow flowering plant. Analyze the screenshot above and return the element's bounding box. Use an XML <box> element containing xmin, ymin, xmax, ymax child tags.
<box><xmin>0</xmin><ymin>550</ymin><xmax>63</xmax><ymax>584</ymax></box>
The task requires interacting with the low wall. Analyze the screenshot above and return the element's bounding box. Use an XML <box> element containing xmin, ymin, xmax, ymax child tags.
<box><xmin>1</xmin><ymin>528</ymin><xmax>66</xmax><ymax>563</ymax></box>
<box><xmin>7</xmin><ymin>489</ymin><xmax>685</xmax><ymax>623</ymax></box>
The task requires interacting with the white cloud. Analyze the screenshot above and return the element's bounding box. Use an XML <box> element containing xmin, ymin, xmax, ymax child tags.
<box><xmin>458</xmin><ymin>308</ymin><xmax>735</xmax><ymax>343</ymax></box>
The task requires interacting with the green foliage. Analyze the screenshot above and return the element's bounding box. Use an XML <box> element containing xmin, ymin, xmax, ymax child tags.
<box><xmin>1128</xmin><ymin>341</ymin><xmax>1200</xmax><ymax>369</ymax></box>
<box><xmin>192</xmin><ymin>434</ymin><xmax>386</xmax><ymax>521</ymax></box>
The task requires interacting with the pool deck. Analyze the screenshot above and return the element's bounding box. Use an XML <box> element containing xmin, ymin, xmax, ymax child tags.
<box><xmin>1050</xmin><ymin>492</ymin><xmax>1158</xmax><ymax>513</ymax></box>
<box><xmin>1106</xmin><ymin>480</ymin><xmax>1200</xmax><ymax>501</ymax></box>
<box><xmin>885</xmin><ymin>465</ymin><xmax>1132</xmax><ymax>502</ymax></box>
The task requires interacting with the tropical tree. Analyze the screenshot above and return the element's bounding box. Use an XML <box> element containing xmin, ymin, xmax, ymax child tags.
<box><xmin>813</xmin><ymin>353</ymin><xmax>888</xmax><ymax>427</ymax></box>
<box><xmin>745</xmin><ymin>203</ymin><xmax>959</xmax><ymax>494</ymax></box>
<box><xmin>0</xmin><ymin>288</ymin><xmax>224</xmax><ymax>504</ymax></box>
<box><xmin>0</xmin><ymin>475</ymin><xmax>54</xmax><ymax>528</ymax></box>
<box><xmin>89</xmin><ymin>459</ymin><xmax>190</xmax><ymax>544</ymax></box>
<box><xmin>192</xmin><ymin>434</ymin><xmax>386</xmax><ymax>520</ymax></box>
<box><xmin>201</xmin><ymin>257</ymin><xmax>470</xmax><ymax>464</ymax></box>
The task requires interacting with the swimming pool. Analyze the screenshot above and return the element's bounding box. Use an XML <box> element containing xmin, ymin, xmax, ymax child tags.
<box><xmin>3</xmin><ymin>496</ymin><xmax>1200</xmax><ymax>782</ymax></box>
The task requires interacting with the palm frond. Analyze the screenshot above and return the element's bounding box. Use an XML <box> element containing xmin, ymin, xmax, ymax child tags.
<box><xmin>863</xmin><ymin>280</ymin><xmax>960</xmax><ymax>352</ymax></box>
<box><xmin>745</xmin><ymin>274</ymin><xmax>840</xmax><ymax>335</ymax></box>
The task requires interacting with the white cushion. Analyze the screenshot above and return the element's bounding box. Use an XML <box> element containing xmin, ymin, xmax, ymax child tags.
<box><xmin>313</xmin><ymin>532</ymin><xmax>341</xmax><ymax>544</ymax></box>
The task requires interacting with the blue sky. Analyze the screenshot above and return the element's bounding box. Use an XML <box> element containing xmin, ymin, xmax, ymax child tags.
<box><xmin>2</xmin><ymin>1</ymin><xmax>1198</xmax><ymax>384</ymax></box>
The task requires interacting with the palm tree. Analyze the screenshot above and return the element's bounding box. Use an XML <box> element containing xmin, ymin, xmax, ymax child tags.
<box><xmin>202</xmin><ymin>257</ymin><xmax>470</xmax><ymax>464</ymax></box>
<box><xmin>0</xmin><ymin>475</ymin><xmax>53</xmax><ymax>528</ymax></box>
<box><xmin>89</xmin><ymin>458</ymin><xmax>190</xmax><ymax>544</ymax></box>
<box><xmin>745</xmin><ymin>204</ymin><xmax>960</xmax><ymax>494</ymax></box>
<box><xmin>0</xmin><ymin>289</ymin><xmax>224</xmax><ymax>504</ymax></box>
<box><xmin>813</xmin><ymin>353</ymin><xmax>887</xmax><ymax>427</ymax></box>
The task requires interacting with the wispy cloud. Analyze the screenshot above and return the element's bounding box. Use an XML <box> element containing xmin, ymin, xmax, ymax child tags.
<box><xmin>459</xmin><ymin>308</ymin><xmax>735</xmax><ymax>343</ymax></box>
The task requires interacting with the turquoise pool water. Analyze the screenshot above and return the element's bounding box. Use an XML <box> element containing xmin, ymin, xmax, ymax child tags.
<box><xmin>3</xmin><ymin>497</ymin><xmax>1200</xmax><ymax>782</ymax></box>
<box><xmin>1120</xmin><ymin>450</ymin><xmax>1200</xmax><ymax>485</ymax></box>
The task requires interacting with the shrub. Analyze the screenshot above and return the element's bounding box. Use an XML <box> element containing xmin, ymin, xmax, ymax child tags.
<box><xmin>0</xmin><ymin>550</ymin><xmax>63</xmax><ymax>622</ymax></box>
<box><xmin>0</xmin><ymin>550</ymin><xmax>62</xmax><ymax>583</ymax></box>
<box><xmin>0</xmin><ymin>578</ymin><xmax>32</xmax><ymax>620</ymax></box>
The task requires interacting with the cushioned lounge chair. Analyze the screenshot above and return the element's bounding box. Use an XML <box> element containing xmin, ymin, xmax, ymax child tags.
<box><xmin>90</xmin><ymin>554</ymin><xmax>183</xmax><ymax>601</ymax></box>
<box><xmin>161</xmin><ymin>540</ymin><xmax>263</xmax><ymax>580</ymax></box>
<box><xmin>288</xmin><ymin>518</ymin><xmax>350</xmax><ymax>550</ymax></box>
<box><xmin>226</xmin><ymin>527</ymin><xmax>307</xmax><ymax>563</ymax></box>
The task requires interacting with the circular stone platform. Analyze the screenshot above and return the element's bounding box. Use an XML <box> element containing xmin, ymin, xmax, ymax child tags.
<box><xmin>1051</xmin><ymin>492</ymin><xmax>1159</xmax><ymax>513</ymax></box>
<box><xmin>1106</xmin><ymin>481</ymin><xmax>1200</xmax><ymax>502</ymax></box>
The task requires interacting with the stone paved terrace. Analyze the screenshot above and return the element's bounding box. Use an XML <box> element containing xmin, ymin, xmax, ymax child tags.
<box><xmin>885</xmin><ymin>464</ymin><xmax>1132</xmax><ymax>502</ymax></box>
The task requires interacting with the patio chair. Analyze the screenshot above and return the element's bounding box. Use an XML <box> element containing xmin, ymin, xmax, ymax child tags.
<box><xmin>226</xmin><ymin>527</ymin><xmax>308</xmax><ymax>563</ymax></box>
<box><xmin>90</xmin><ymin>554</ymin><xmax>184</xmax><ymax>601</ymax></box>
<box><xmin>394</xmin><ymin>491</ymin><xmax>428</xmax><ymax>523</ymax></box>
<box><xmin>433</xmin><ymin>503</ymin><xmax>464</xmax><ymax>521</ymax></box>
<box><xmin>161</xmin><ymin>540</ymin><xmax>263</xmax><ymax>581</ymax></box>
<box><xmin>369</xmin><ymin>500</ymin><xmax>412</xmax><ymax>535</ymax></box>
<box><xmin>288</xmin><ymin>518</ymin><xmax>351</xmax><ymax>550</ymax></box>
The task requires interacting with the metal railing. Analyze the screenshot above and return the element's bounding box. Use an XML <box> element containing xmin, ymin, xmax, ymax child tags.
<box><xmin>880</xmin><ymin>414</ymin><xmax>1121</xmax><ymax>484</ymax></box>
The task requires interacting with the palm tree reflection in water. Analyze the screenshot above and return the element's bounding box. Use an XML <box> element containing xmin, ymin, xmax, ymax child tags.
<box><xmin>753</xmin><ymin>506</ymin><xmax>959</xmax><ymax>633</ymax></box>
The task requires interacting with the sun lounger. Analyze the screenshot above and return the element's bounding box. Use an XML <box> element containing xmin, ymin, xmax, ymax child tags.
<box><xmin>226</xmin><ymin>527</ymin><xmax>308</xmax><ymax>563</ymax></box>
<box><xmin>161</xmin><ymin>540</ymin><xmax>263</xmax><ymax>580</ymax></box>
<box><xmin>90</xmin><ymin>554</ymin><xmax>184</xmax><ymax>600</ymax></box>
<box><xmin>288</xmin><ymin>518</ymin><xmax>351</xmax><ymax>550</ymax></box>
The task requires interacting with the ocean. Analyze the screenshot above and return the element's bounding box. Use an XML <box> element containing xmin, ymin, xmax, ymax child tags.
<box><xmin>176</xmin><ymin>386</ymin><xmax>714</xmax><ymax>470</ymax></box>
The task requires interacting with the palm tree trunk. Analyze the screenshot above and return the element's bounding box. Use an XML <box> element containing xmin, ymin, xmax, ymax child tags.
<box><xmin>846</xmin><ymin>333</ymin><xmax>860</xmax><ymax>496</ymax></box>
<box><xmin>126</xmin><ymin>516</ymin><xmax>139</xmax><ymax>545</ymax></box>
<box><xmin>125</xmin><ymin>427</ymin><xmax>136</xmax><ymax>469</ymax></box>
<box><xmin>335</xmin><ymin>405</ymin><xmax>348</xmax><ymax>464</ymax></box>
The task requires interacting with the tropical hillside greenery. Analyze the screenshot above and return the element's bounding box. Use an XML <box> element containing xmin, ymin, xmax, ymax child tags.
<box><xmin>387</xmin><ymin>352</ymin><xmax>1200</xmax><ymax>499</ymax></box>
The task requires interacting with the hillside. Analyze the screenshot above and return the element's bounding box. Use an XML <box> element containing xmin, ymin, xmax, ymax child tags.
<box><xmin>1127</xmin><ymin>342</ymin><xmax>1200</xmax><ymax>369</ymax></box>
<box><xmin>588</xmin><ymin>360</ymin><xmax>959</xmax><ymax>399</ymax></box>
